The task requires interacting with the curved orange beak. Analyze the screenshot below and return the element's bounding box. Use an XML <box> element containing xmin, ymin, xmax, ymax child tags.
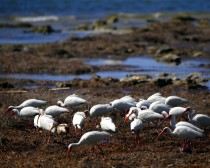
<box><xmin>7</xmin><ymin>111</ymin><xmax>15</xmax><ymax>122</ymax></box>
<box><xmin>66</xmin><ymin>146</ymin><xmax>71</xmax><ymax>159</ymax></box>
<box><xmin>158</xmin><ymin>114</ymin><xmax>171</xmax><ymax>126</ymax></box>
<box><xmin>157</xmin><ymin>129</ymin><xmax>165</xmax><ymax>140</ymax></box>
<box><xmin>124</xmin><ymin>113</ymin><xmax>130</xmax><ymax>122</ymax></box>
<box><xmin>2</xmin><ymin>108</ymin><xmax>12</xmax><ymax>116</ymax></box>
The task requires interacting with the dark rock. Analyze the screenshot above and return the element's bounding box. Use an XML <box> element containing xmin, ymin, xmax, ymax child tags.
<box><xmin>76</xmin><ymin>24</ymin><xmax>89</xmax><ymax>30</ymax></box>
<box><xmin>171</xmin><ymin>14</ymin><xmax>196</xmax><ymax>23</ymax></box>
<box><xmin>31</xmin><ymin>25</ymin><xmax>55</xmax><ymax>34</ymax></box>
<box><xmin>154</xmin><ymin>78</ymin><xmax>172</xmax><ymax>87</ymax></box>
<box><xmin>156</xmin><ymin>53</ymin><xmax>181</xmax><ymax>65</ymax></box>
<box><xmin>155</xmin><ymin>47</ymin><xmax>174</xmax><ymax>56</ymax></box>
<box><xmin>0</xmin><ymin>22</ymin><xmax>32</xmax><ymax>28</ymax></box>
<box><xmin>0</xmin><ymin>82</ymin><xmax>14</xmax><ymax>88</ymax></box>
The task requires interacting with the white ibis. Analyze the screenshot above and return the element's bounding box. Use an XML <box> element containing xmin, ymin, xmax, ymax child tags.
<box><xmin>136</xmin><ymin>99</ymin><xmax>151</xmax><ymax>109</ymax></box>
<box><xmin>44</xmin><ymin>105</ymin><xmax>69</xmax><ymax>117</ymax></box>
<box><xmin>147</xmin><ymin>92</ymin><xmax>166</xmax><ymax>104</ymax></box>
<box><xmin>3</xmin><ymin>99</ymin><xmax>48</xmax><ymax>116</ymax></box>
<box><xmin>38</xmin><ymin>113</ymin><xmax>58</xmax><ymax>143</ymax></box>
<box><xmin>8</xmin><ymin>107</ymin><xmax>40</xmax><ymax>121</ymax></box>
<box><xmin>169</xmin><ymin>107</ymin><xmax>188</xmax><ymax>117</ymax></box>
<box><xmin>130</xmin><ymin>118</ymin><xmax>144</xmax><ymax>145</ymax></box>
<box><xmin>165</xmin><ymin>96</ymin><xmax>188</xmax><ymax>107</ymax></box>
<box><xmin>89</xmin><ymin>104</ymin><xmax>114</xmax><ymax>119</ymax></box>
<box><xmin>159</xmin><ymin>113</ymin><xmax>204</xmax><ymax>133</ymax></box>
<box><xmin>149</xmin><ymin>101</ymin><xmax>171</xmax><ymax>114</ymax></box>
<box><xmin>72</xmin><ymin>111</ymin><xmax>88</xmax><ymax>136</ymax></box>
<box><xmin>110</xmin><ymin>96</ymin><xmax>136</xmax><ymax>114</ymax></box>
<box><xmin>100</xmin><ymin>117</ymin><xmax>116</xmax><ymax>132</ymax></box>
<box><xmin>181</xmin><ymin>107</ymin><xmax>210</xmax><ymax>129</ymax></box>
<box><xmin>57</xmin><ymin>94</ymin><xmax>87</xmax><ymax>111</ymax></box>
<box><xmin>125</xmin><ymin>108</ymin><xmax>164</xmax><ymax>123</ymax></box>
<box><xmin>157</xmin><ymin>126</ymin><xmax>205</xmax><ymax>151</ymax></box>
<box><xmin>67</xmin><ymin>131</ymin><xmax>112</xmax><ymax>158</ymax></box>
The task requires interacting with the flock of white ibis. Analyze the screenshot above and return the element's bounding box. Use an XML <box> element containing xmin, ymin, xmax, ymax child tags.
<box><xmin>2</xmin><ymin>92</ymin><xmax>210</xmax><ymax>157</ymax></box>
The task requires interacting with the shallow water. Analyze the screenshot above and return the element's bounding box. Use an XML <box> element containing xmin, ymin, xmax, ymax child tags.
<box><xmin>1</xmin><ymin>0</ymin><xmax>210</xmax><ymax>44</ymax></box>
<box><xmin>1</xmin><ymin>56</ymin><xmax>209</xmax><ymax>87</ymax></box>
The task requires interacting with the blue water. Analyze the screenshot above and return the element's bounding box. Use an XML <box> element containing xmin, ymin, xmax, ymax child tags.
<box><xmin>1</xmin><ymin>0</ymin><xmax>210</xmax><ymax>44</ymax></box>
<box><xmin>0</xmin><ymin>0</ymin><xmax>210</xmax><ymax>19</ymax></box>
<box><xmin>0</xmin><ymin>56</ymin><xmax>209</xmax><ymax>88</ymax></box>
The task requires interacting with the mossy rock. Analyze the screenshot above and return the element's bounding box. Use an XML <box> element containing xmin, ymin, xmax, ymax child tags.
<box><xmin>106</xmin><ymin>15</ymin><xmax>119</xmax><ymax>24</ymax></box>
<box><xmin>156</xmin><ymin>53</ymin><xmax>181</xmax><ymax>65</ymax></box>
<box><xmin>171</xmin><ymin>14</ymin><xmax>196</xmax><ymax>23</ymax></box>
<box><xmin>0</xmin><ymin>22</ymin><xmax>32</xmax><ymax>28</ymax></box>
<box><xmin>31</xmin><ymin>25</ymin><xmax>55</xmax><ymax>34</ymax></box>
<box><xmin>154</xmin><ymin>78</ymin><xmax>173</xmax><ymax>87</ymax></box>
<box><xmin>76</xmin><ymin>24</ymin><xmax>89</xmax><ymax>30</ymax></box>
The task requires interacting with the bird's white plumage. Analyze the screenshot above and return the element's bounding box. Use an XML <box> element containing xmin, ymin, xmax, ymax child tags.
<box><xmin>89</xmin><ymin>104</ymin><xmax>114</xmax><ymax>118</ymax></box>
<box><xmin>39</xmin><ymin>115</ymin><xmax>57</xmax><ymax>133</ymax></box>
<box><xmin>100</xmin><ymin>117</ymin><xmax>116</xmax><ymax>132</ymax></box>
<box><xmin>187</xmin><ymin>108</ymin><xmax>210</xmax><ymax>129</ymax></box>
<box><xmin>147</xmin><ymin>93</ymin><xmax>166</xmax><ymax>104</ymax></box>
<box><xmin>149</xmin><ymin>101</ymin><xmax>170</xmax><ymax>113</ymax></box>
<box><xmin>12</xmin><ymin>107</ymin><xmax>40</xmax><ymax>119</ymax></box>
<box><xmin>69</xmin><ymin>131</ymin><xmax>112</xmax><ymax>149</ymax></box>
<box><xmin>72</xmin><ymin>111</ymin><xmax>86</xmax><ymax>129</ymax></box>
<box><xmin>165</xmin><ymin>96</ymin><xmax>188</xmax><ymax>107</ymax></box>
<box><xmin>44</xmin><ymin>105</ymin><xmax>69</xmax><ymax>117</ymax></box>
<box><xmin>169</xmin><ymin>107</ymin><xmax>187</xmax><ymax>116</ymax></box>
<box><xmin>57</xmin><ymin>94</ymin><xmax>87</xmax><ymax>108</ymax></box>
<box><xmin>130</xmin><ymin>118</ymin><xmax>144</xmax><ymax>132</ymax></box>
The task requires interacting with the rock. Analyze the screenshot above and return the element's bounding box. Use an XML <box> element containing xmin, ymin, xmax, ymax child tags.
<box><xmin>154</xmin><ymin>78</ymin><xmax>172</xmax><ymax>87</ymax></box>
<box><xmin>156</xmin><ymin>53</ymin><xmax>181</xmax><ymax>65</ymax></box>
<box><xmin>171</xmin><ymin>14</ymin><xmax>196</xmax><ymax>23</ymax></box>
<box><xmin>155</xmin><ymin>47</ymin><xmax>174</xmax><ymax>56</ymax></box>
<box><xmin>0</xmin><ymin>22</ymin><xmax>32</xmax><ymax>28</ymax></box>
<box><xmin>31</xmin><ymin>25</ymin><xmax>55</xmax><ymax>34</ymax></box>
<box><xmin>0</xmin><ymin>82</ymin><xmax>14</xmax><ymax>88</ymax></box>
<box><xmin>92</xmin><ymin>19</ymin><xmax>116</xmax><ymax>30</ymax></box>
<box><xmin>76</xmin><ymin>24</ymin><xmax>89</xmax><ymax>30</ymax></box>
<box><xmin>192</xmin><ymin>51</ymin><xmax>204</xmax><ymax>57</ymax></box>
<box><xmin>106</xmin><ymin>15</ymin><xmax>119</xmax><ymax>24</ymax></box>
<box><xmin>120</xmin><ymin>75</ymin><xmax>152</xmax><ymax>84</ymax></box>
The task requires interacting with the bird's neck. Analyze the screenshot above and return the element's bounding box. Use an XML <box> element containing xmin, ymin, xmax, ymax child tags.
<box><xmin>170</xmin><ymin>116</ymin><xmax>176</xmax><ymax>129</ymax></box>
<box><xmin>166</xmin><ymin>127</ymin><xmax>175</xmax><ymax>137</ymax></box>
<box><xmin>70</xmin><ymin>143</ymin><xmax>80</xmax><ymax>149</ymax></box>
<box><xmin>187</xmin><ymin>108</ymin><xmax>193</xmax><ymax>122</ymax></box>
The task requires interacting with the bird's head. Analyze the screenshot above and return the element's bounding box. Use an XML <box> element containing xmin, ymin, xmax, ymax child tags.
<box><xmin>56</xmin><ymin>101</ymin><xmax>62</xmax><ymax>107</ymax></box>
<box><xmin>7</xmin><ymin>109</ymin><xmax>16</xmax><ymax>122</ymax></box>
<box><xmin>2</xmin><ymin>106</ymin><xmax>13</xmax><ymax>116</ymax></box>
<box><xmin>84</xmin><ymin>110</ymin><xmax>89</xmax><ymax>118</ymax></box>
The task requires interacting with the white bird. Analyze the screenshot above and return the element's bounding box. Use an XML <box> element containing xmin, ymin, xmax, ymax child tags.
<box><xmin>8</xmin><ymin>107</ymin><xmax>40</xmax><ymax>121</ymax></box>
<box><xmin>72</xmin><ymin>111</ymin><xmax>88</xmax><ymax>136</ymax></box>
<box><xmin>110</xmin><ymin>96</ymin><xmax>136</xmax><ymax>114</ymax></box>
<box><xmin>168</xmin><ymin>107</ymin><xmax>188</xmax><ymax>117</ymax></box>
<box><xmin>159</xmin><ymin>113</ymin><xmax>204</xmax><ymax>133</ymax></box>
<box><xmin>147</xmin><ymin>93</ymin><xmax>166</xmax><ymax>104</ymax></box>
<box><xmin>3</xmin><ymin>99</ymin><xmax>48</xmax><ymax>116</ymax></box>
<box><xmin>181</xmin><ymin>107</ymin><xmax>210</xmax><ymax>129</ymax></box>
<box><xmin>44</xmin><ymin>105</ymin><xmax>69</xmax><ymax>117</ymax></box>
<box><xmin>89</xmin><ymin>104</ymin><xmax>114</xmax><ymax>119</ymax></box>
<box><xmin>57</xmin><ymin>94</ymin><xmax>87</xmax><ymax>111</ymax></box>
<box><xmin>39</xmin><ymin>113</ymin><xmax>58</xmax><ymax>143</ymax></box>
<box><xmin>149</xmin><ymin>101</ymin><xmax>171</xmax><ymax>114</ymax></box>
<box><xmin>136</xmin><ymin>99</ymin><xmax>151</xmax><ymax>109</ymax></box>
<box><xmin>157</xmin><ymin>126</ymin><xmax>205</xmax><ymax>151</ymax></box>
<box><xmin>100</xmin><ymin>117</ymin><xmax>116</xmax><ymax>132</ymax></box>
<box><xmin>130</xmin><ymin>118</ymin><xmax>144</xmax><ymax>145</ymax></box>
<box><xmin>165</xmin><ymin>96</ymin><xmax>188</xmax><ymax>107</ymax></box>
<box><xmin>125</xmin><ymin>108</ymin><xmax>164</xmax><ymax>123</ymax></box>
<box><xmin>67</xmin><ymin>131</ymin><xmax>112</xmax><ymax>158</ymax></box>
